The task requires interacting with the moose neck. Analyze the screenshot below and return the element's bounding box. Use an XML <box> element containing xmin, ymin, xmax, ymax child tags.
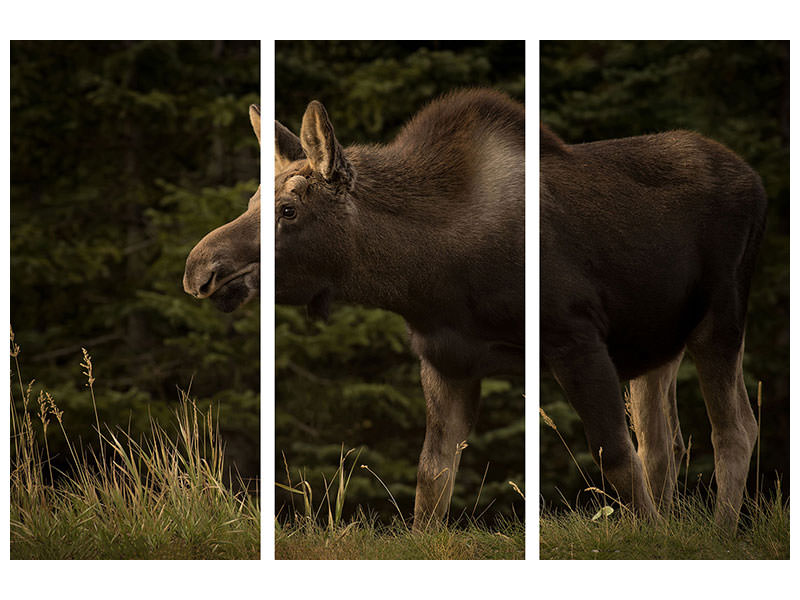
<box><xmin>336</xmin><ymin>144</ymin><xmax>466</xmax><ymax>327</ymax></box>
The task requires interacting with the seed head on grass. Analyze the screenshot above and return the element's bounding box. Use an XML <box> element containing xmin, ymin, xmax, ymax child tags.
<box><xmin>440</xmin><ymin>441</ymin><xmax>469</xmax><ymax>522</ymax></box>
<box><xmin>45</xmin><ymin>391</ymin><xmax>63</xmax><ymax>424</ymax></box>
<box><xmin>36</xmin><ymin>390</ymin><xmax>58</xmax><ymax>484</ymax></box>
<box><xmin>540</xmin><ymin>406</ymin><xmax>592</xmax><ymax>488</ymax></box>
<box><xmin>10</xmin><ymin>328</ymin><xmax>28</xmax><ymax>426</ymax></box>
<box><xmin>23</xmin><ymin>379</ymin><xmax>34</xmax><ymax>411</ymax></box>
<box><xmin>10</xmin><ymin>325</ymin><xmax>20</xmax><ymax>357</ymax></box>
<box><xmin>80</xmin><ymin>348</ymin><xmax>95</xmax><ymax>386</ymax></box>
<box><xmin>80</xmin><ymin>347</ymin><xmax>103</xmax><ymax>461</ymax></box>
<box><xmin>539</xmin><ymin>407</ymin><xmax>556</xmax><ymax>430</ymax></box>
<box><xmin>37</xmin><ymin>390</ymin><xmax>51</xmax><ymax>430</ymax></box>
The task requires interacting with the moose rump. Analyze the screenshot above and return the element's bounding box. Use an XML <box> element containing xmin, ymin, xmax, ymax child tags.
<box><xmin>540</xmin><ymin>125</ymin><xmax>766</xmax><ymax>531</ymax></box>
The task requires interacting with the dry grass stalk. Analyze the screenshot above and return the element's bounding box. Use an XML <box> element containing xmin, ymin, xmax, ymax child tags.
<box><xmin>540</xmin><ymin>406</ymin><xmax>592</xmax><ymax>488</ymax></box>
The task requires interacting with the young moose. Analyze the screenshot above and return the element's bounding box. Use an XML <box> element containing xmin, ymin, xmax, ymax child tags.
<box><xmin>184</xmin><ymin>105</ymin><xmax>261</xmax><ymax>312</ymax></box>
<box><xmin>275</xmin><ymin>90</ymin><xmax>525</xmax><ymax>528</ymax></box>
<box><xmin>540</xmin><ymin>124</ymin><xmax>767</xmax><ymax>532</ymax></box>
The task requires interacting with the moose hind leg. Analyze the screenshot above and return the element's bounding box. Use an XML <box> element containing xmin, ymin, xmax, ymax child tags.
<box><xmin>413</xmin><ymin>358</ymin><xmax>480</xmax><ymax>529</ymax></box>
<box><xmin>689</xmin><ymin>330</ymin><xmax>757</xmax><ymax>533</ymax></box>
<box><xmin>629</xmin><ymin>351</ymin><xmax>686</xmax><ymax>513</ymax></box>
<box><xmin>549</xmin><ymin>344</ymin><xmax>658</xmax><ymax>520</ymax></box>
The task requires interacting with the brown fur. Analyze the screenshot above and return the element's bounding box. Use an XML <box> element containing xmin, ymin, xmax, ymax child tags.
<box><xmin>541</xmin><ymin>124</ymin><xmax>766</xmax><ymax>532</ymax></box>
<box><xmin>183</xmin><ymin>105</ymin><xmax>261</xmax><ymax>313</ymax></box>
<box><xmin>275</xmin><ymin>89</ymin><xmax>525</xmax><ymax>527</ymax></box>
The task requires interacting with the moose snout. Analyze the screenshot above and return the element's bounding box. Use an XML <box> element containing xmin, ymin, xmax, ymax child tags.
<box><xmin>183</xmin><ymin>237</ymin><xmax>219</xmax><ymax>298</ymax></box>
<box><xmin>183</xmin><ymin>268</ymin><xmax>215</xmax><ymax>298</ymax></box>
<box><xmin>184</xmin><ymin>243</ymin><xmax>258</xmax><ymax>301</ymax></box>
<box><xmin>183</xmin><ymin>257</ymin><xmax>218</xmax><ymax>299</ymax></box>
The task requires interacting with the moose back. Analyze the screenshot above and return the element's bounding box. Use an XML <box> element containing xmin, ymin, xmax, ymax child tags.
<box><xmin>275</xmin><ymin>89</ymin><xmax>525</xmax><ymax>527</ymax></box>
<box><xmin>540</xmin><ymin>124</ymin><xmax>766</xmax><ymax>532</ymax></box>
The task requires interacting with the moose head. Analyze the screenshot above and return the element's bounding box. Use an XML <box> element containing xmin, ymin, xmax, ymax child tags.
<box><xmin>183</xmin><ymin>105</ymin><xmax>261</xmax><ymax>312</ymax></box>
<box><xmin>274</xmin><ymin>101</ymin><xmax>359</xmax><ymax>320</ymax></box>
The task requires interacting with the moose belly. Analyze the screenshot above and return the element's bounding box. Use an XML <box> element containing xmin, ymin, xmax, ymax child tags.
<box><xmin>408</xmin><ymin>326</ymin><xmax>524</xmax><ymax>379</ymax></box>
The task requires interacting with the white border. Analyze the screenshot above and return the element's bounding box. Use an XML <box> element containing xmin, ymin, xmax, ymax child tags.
<box><xmin>527</xmin><ymin>38</ymin><xmax>539</xmax><ymax>560</ymax></box>
<box><xmin>1</xmin><ymin>26</ymin><xmax>10</xmax><ymax>572</ymax></box>
<box><xmin>262</xmin><ymin>38</ymin><xmax>276</xmax><ymax>561</ymax></box>
<box><xmin>1</xmin><ymin>0</ymin><xmax>797</xmax><ymax>597</ymax></box>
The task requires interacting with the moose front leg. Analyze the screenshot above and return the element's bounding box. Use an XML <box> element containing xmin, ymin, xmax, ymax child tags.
<box><xmin>548</xmin><ymin>343</ymin><xmax>659</xmax><ymax>520</ymax></box>
<box><xmin>413</xmin><ymin>358</ymin><xmax>480</xmax><ymax>530</ymax></box>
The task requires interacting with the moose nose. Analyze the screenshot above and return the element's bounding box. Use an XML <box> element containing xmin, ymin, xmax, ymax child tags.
<box><xmin>198</xmin><ymin>271</ymin><xmax>215</xmax><ymax>297</ymax></box>
<box><xmin>183</xmin><ymin>265</ymin><xmax>217</xmax><ymax>299</ymax></box>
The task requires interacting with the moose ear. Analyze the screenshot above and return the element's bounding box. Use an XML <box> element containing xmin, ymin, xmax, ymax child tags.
<box><xmin>275</xmin><ymin>120</ymin><xmax>304</xmax><ymax>172</ymax></box>
<box><xmin>249</xmin><ymin>105</ymin><xmax>261</xmax><ymax>145</ymax></box>
<box><xmin>300</xmin><ymin>100</ymin><xmax>354</xmax><ymax>187</ymax></box>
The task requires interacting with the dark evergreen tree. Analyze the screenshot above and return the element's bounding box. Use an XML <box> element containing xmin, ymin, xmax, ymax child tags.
<box><xmin>11</xmin><ymin>40</ymin><xmax>261</xmax><ymax>480</ymax></box>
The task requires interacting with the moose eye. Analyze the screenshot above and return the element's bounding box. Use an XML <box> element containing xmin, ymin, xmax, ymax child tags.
<box><xmin>281</xmin><ymin>205</ymin><xmax>297</xmax><ymax>220</ymax></box>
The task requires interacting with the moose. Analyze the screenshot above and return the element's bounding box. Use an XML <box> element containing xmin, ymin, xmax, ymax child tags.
<box><xmin>275</xmin><ymin>89</ymin><xmax>525</xmax><ymax>528</ymax></box>
<box><xmin>540</xmin><ymin>124</ymin><xmax>767</xmax><ymax>532</ymax></box>
<box><xmin>184</xmin><ymin>105</ymin><xmax>261</xmax><ymax>312</ymax></box>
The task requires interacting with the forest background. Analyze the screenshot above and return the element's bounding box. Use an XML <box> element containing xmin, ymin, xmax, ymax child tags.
<box><xmin>10</xmin><ymin>40</ymin><xmax>262</xmax><ymax>484</ymax></box>
<box><xmin>539</xmin><ymin>41</ymin><xmax>789</xmax><ymax>510</ymax></box>
<box><xmin>9</xmin><ymin>39</ymin><xmax>787</xmax><ymax>527</ymax></box>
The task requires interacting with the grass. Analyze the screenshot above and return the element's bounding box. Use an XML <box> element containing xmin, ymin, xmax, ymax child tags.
<box><xmin>274</xmin><ymin>445</ymin><xmax>525</xmax><ymax>559</ymax></box>
<box><xmin>10</xmin><ymin>329</ymin><xmax>260</xmax><ymax>560</ymax></box>
<box><xmin>276</xmin><ymin>515</ymin><xmax>524</xmax><ymax>560</ymax></box>
<box><xmin>540</xmin><ymin>489</ymin><xmax>789</xmax><ymax>559</ymax></box>
<box><xmin>539</xmin><ymin>403</ymin><xmax>790</xmax><ymax>560</ymax></box>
